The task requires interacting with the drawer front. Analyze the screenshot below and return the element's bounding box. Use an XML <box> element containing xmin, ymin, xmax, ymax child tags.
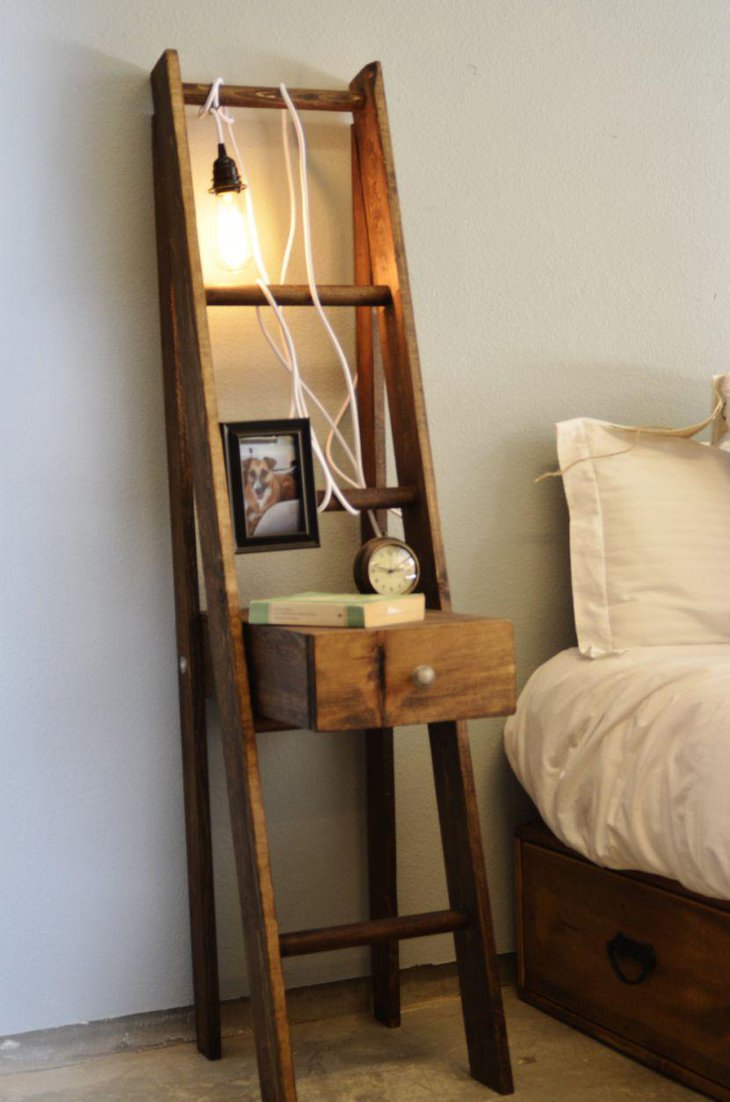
<box><xmin>246</xmin><ymin>613</ymin><xmax>515</xmax><ymax>732</ymax></box>
<box><xmin>310</xmin><ymin>632</ymin><xmax>382</xmax><ymax>730</ymax></box>
<box><xmin>382</xmin><ymin>618</ymin><xmax>514</xmax><ymax>726</ymax></box>
<box><xmin>518</xmin><ymin>842</ymin><xmax>730</xmax><ymax>1089</ymax></box>
<box><xmin>248</xmin><ymin>625</ymin><xmax>383</xmax><ymax>730</ymax></box>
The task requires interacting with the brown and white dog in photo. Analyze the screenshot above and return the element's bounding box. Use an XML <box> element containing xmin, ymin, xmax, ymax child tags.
<box><xmin>243</xmin><ymin>457</ymin><xmax>297</xmax><ymax>535</ymax></box>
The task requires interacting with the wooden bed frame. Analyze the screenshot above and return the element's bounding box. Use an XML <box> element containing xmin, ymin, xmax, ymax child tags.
<box><xmin>515</xmin><ymin>820</ymin><xmax>730</xmax><ymax>1101</ymax></box>
<box><xmin>513</xmin><ymin>375</ymin><xmax>730</xmax><ymax>1097</ymax></box>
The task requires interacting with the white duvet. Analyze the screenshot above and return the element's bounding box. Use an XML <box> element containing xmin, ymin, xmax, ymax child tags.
<box><xmin>504</xmin><ymin>645</ymin><xmax>730</xmax><ymax>900</ymax></box>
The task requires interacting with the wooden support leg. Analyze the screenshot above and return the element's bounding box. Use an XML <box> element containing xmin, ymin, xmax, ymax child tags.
<box><xmin>366</xmin><ymin>728</ymin><xmax>400</xmax><ymax>1027</ymax></box>
<box><xmin>151</xmin><ymin>52</ymin><xmax>297</xmax><ymax>1097</ymax></box>
<box><xmin>351</xmin><ymin>61</ymin><xmax>513</xmax><ymax>1093</ymax></box>
<box><xmin>153</xmin><ymin>119</ymin><xmax>221</xmax><ymax>1061</ymax></box>
<box><xmin>353</xmin><ymin>126</ymin><xmax>400</xmax><ymax>1028</ymax></box>
<box><xmin>429</xmin><ymin>721</ymin><xmax>513</xmax><ymax>1094</ymax></box>
<box><xmin>220</xmin><ymin>725</ymin><xmax>297</xmax><ymax>1101</ymax></box>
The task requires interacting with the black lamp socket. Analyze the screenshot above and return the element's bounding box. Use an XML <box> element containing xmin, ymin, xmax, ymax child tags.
<box><xmin>210</xmin><ymin>143</ymin><xmax>244</xmax><ymax>194</ymax></box>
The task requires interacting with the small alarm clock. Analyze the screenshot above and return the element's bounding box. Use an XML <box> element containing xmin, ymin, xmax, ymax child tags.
<box><xmin>353</xmin><ymin>537</ymin><xmax>420</xmax><ymax>596</ymax></box>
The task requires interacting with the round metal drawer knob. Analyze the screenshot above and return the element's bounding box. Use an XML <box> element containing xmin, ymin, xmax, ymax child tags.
<box><xmin>412</xmin><ymin>664</ymin><xmax>435</xmax><ymax>688</ymax></box>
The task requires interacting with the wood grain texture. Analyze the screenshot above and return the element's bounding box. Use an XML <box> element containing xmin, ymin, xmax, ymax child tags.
<box><xmin>520</xmin><ymin>989</ymin><xmax>730</xmax><ymax>1102</ymax></box>
<box><xmin>353</xmin><ymin>125</ymin><xmax>400</xmax><ymax>1029</ymax></box>
<box><xmin>351</xmin><ymin>60</ymin><xmax>513</xmax><ymax>1093</ymax></box>
<box><xmin>206</xmin><ymin>284</ymin><xmax>391</xmax><ymax>307</ymax></box>
<box><xmin>351</xmin><ymin>62</ymin><xmax>449</xmax><ymax>611</ymax></box>
<box><xmin>516</xmin><ymin>828</ymin><xmax>730</xmax><ymax>1096</ymax></box>
<box><xmin>517</xmin><ymin>821</ymin><xmax>730</xmax><ymax>910</ymax></box>
<box><xmin>315</xmin><ymin>486</ymin><xmax>416</xmax><ymax>512</ymax></box>
<box><xmin>513</xmin><ymin>835</ymin><xmax>526</xmax><ymax>993</ymax></box>
<box><xmin>183</xmin><ymin>83</ymin><xmax>363</xmax><ymax>112</ymax></box>
<box><xmin>245</xmin><ymin>619</ymin><xmax>382</xmax><ymax>731</ymax></box>
<box><xmin>279</xmin><ymin>910</ymin><xmax>469</xmax><ymax>957</ymax></box>
<box><xmin>365</xmin><ymin>727</ymin><xmax>400</xmax><ymax>1026</ymax></box>
<box><xmin>352</xmin><ymin>127</ymin><xmax>388</xmax><ymax>543</ymax></box>
<box><xmin>244</xmin><ymin>625</ymin><xmax>312</xmax><ymax>731</ymax></box>
<box><xmin>243</xmin><ymin>614</ymin><xmax>515</xmax><ymax>732</ymax></box>
<box><xmin>309</xmin><ymin>631</ymin><xmax>382</xmax><ymax>731</ymax></box>
<box><xmin>152</xmin><ymin>115</ymin><xmax>221</xmax><ymax>1061</ymax></box>
<box><xmin>429</xmin><ymin>722</ymin><xmax>514</xmax><ymax>1093</ymax></box>
<box><xmin>383</xmin><ymin>618</ymin><xmax>515</xmax><ymax>726</ymax></box>
<box><xmin>151</xmin><ymin>50</ymin><xmax>296</xmax><ymax>1102</ymax></box>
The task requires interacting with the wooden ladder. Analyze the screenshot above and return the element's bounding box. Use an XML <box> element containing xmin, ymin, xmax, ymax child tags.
<box><xmin>151</xmin><ymin>48</ymin><xmax>513</xmax><ymax>1102</ymax></box>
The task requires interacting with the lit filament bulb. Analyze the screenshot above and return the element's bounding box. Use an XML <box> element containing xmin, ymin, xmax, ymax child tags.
<box><xmin>210</xmin><ymin>143</ymin><xmax>250</xmax><ymax>273</ymax></box>
<box><xmin>215</xmin><ymin>191</ymin><xmax>250</xmax><ymax>271</ymax></box>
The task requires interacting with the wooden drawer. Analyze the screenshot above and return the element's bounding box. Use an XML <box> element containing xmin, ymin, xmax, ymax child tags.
<box><xmin>516</xmin><ymin>822</ymin><xmax>730</xmax><ymax>1101</ymax></box>
<box><xmin>245</xmin><ymin>611</ymin><xmax>515</xmax><ymax>732</ymax></box>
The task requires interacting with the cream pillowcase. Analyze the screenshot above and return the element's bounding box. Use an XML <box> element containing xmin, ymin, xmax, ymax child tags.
<box><xmin>557</xmin><ymin>418</ymin><xmax>730</xmax><ymax>657</ymax></box>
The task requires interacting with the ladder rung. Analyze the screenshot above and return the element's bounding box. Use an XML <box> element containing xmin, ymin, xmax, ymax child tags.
<box><xmin>205</xmin><ymin>284</ymin><xmax>391</xmax><ymax>308</ymax></box>
<box><xmin>316</xmin><ymin>486</ymin><xmax>417</xmax><ymax>512</ymax></box>
<box><xmin>279</xmin><ymin>910</ymin><xmax>469</xmax><ymax>957</ymax></box>
<box><xmin>183</xmin><ymin>83</ymin><xmax>363</xmax><ymax>113</ymax></box>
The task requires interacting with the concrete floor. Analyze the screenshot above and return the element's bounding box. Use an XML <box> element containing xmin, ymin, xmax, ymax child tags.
<box><xmin>0</xmin><ymin>987</ymin><xmax>699</xmax><ymax>1101</ymax></box>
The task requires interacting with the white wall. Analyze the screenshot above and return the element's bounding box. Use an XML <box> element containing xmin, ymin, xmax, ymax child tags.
<box><xmin>3</xmin><ymin>0</ymin><xmax>730</xmax><ymax>1034</ymax></box>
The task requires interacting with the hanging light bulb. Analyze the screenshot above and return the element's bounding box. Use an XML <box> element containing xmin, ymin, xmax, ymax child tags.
<box><xmin>210</xmin><ymin>143</ymin><xmax>250</xmax><ymax>272</ymax></box>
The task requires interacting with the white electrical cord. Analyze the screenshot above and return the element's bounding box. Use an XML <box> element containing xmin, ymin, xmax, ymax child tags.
<box><xmin>219</xmin><ymin>104</ymin><xmax>354</xmax><ymax>513</ymax></box>
<box><xmin>276</xmin><ymin>108</ymin><xmax>365</xmax><ymax>489</ymax></box>
<box><xmin>278</xmin><ymin>86</ymin><xmax>366</xmax><ymax>486</ymax></box>
<box><xmin>200</xmin><ymin>79</ymin><xmax>383</xmax><ymax>532</ymax></box>
<box><xmin>278</xmin><ymin>85</ymin><xmax>391</xmax><ymax>538</ymax></box>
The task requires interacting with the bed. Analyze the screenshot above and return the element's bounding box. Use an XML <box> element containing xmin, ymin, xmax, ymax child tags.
<box><xmin>506</xmin><ymin>381</ymin><xmax>730</xmax><ymax>1100</ymax></box>
<box><xmin>505</xmin><ymin>643</ymin><xmax>730</xmax><ymax>902</ymax></box>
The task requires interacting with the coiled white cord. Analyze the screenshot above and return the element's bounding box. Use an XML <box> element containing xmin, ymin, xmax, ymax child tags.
<box><xmin>200</xmin><ymin>79</ymin><xmax>382</xmax><ymax>531</ymax></box>
<box><xmin>278</xmin><ymin>86</ymin><xmax>366</xmax><ymax>489</ymax></box>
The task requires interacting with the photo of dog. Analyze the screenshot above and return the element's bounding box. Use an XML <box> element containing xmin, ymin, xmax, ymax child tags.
<box><xmin>221</xmin><ymin>418</ymin><xmax>319</xmax><ymax>553</ymax></box>
<box><xmin>243</xmin><ymin>455</ymin><xmax>298</xmax><ymax>536</ymax></box>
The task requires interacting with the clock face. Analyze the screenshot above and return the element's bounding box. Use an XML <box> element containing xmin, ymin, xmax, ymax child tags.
<box><xmin>367</xmin><ymin>540</ymin><xmax>419</xmax><ymax>595</ymax></box>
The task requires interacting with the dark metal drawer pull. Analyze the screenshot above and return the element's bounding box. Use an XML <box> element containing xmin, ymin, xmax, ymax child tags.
<box><xmin>606</xmin><ymin>931</ymin><xmax>656</xmax><ymax>985</ymax></box>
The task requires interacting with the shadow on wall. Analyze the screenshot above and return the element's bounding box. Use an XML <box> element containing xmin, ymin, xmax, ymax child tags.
<box><xmin>495</xmin><ymin>427</ymin><xmax>574</xmax><ymax>685</ymax></box>
<box><xmin>490</xmin><ymin>357</ymin><xmax>714</xmax><ymax>688</ymax></box>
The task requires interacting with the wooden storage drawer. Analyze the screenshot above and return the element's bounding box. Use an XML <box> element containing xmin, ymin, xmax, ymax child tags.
<box><xmin>516</xmin><ymin>822</ymin><xmax>730</xmax><ymax>1101</ymax></box>
<box><xmin>245</xmin><ymin>610</ymin><xmax>515</xmax><ymax>732</ymax></box>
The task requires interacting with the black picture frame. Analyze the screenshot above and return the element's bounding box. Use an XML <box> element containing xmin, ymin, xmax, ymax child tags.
<box><xmin>221</xmin><ymin>418</ymin><xmax>320</xmax><ymax>553</ymax></box>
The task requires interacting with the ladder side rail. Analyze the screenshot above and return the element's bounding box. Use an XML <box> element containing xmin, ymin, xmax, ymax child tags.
<box><xmin>151</xmin><ymin>49</ymin><xmax>297</xmax><ymax>1102</ymax></box>
<box><xmin>364</xmin><ymin>730</ymin><xmax>400</xmax><ymax>1026</ymax></box>
<box><xmin>350</xmin><ymin>62</ymin><xmax>450</xmax><ymax>612</ymax></box>
<box><xmin>350</xmin><ymin>61</ymin><xmax>514</xmax><ymax>1096</ymax></box>
<box><xmin>152</xmin><ymin>115</ymin><xmax>222</xmax><ymax>1061</ymax></box>
<box><xmin>353</xmin><ymin>130</ymin><xmax>388</xmax><ymax>531</ymax></box>
<box><xmin>429</xmin><ymin>721</ymin><xmax>514</xmax><ymax>1093</ymax></box>
<box><xmin>353</xmin><ymin>126</ymin><xmax>401</xmax><ymax>1029</ymax></box>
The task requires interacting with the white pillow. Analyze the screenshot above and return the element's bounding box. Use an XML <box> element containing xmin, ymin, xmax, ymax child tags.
<box><xmin>557</xmin><ymin>418</ymin><xmax>730</xmax><ymax>657</ymax></box>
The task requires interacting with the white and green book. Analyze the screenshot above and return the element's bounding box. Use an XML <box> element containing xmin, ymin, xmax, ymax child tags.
<box><xmin>249</xmin><ymin>591</ymin><xmax>425</xmax><ymax>628</ymax></box>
